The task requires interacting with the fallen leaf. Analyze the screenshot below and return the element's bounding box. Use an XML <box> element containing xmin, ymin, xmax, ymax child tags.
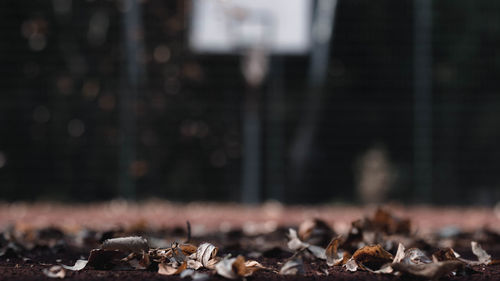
<box><xmin>43</xmin><ymin>265</ymin><xmax>66</xmax><ymax>279</ymax></box>
<box><xmin>180</xmin><ymin>269</ymin><xmax>210</xmax><ymax>281</ymax></box>
<box><xmin>127</xmin><ymin>251</ymin><xmax>150</xmax><ymax>270</ymax></box>
<box><xmin>372</xmin><ymin>208</ymin><xmax>411</xmax><ymax>235</ymax></box>
<box><xmin>365</xmin><ymin>243</ymin><xmax>405</xmax><ymax>274</ymax></box>
<box><xmin>471</xmin><ymin>241</ymin><xmax>491</xmax><ymax>265</ymax></box>
<box><xmin>215</xmin><ymin>256</ymin><xmax>238</xmax><ymax>279</ymax></box>
<box><xmin>214</xmin><ymin>255</ymin><xmax>263</xmax><ymax>279</ymax></box>
<box><xmin>392</xmin><ymin>243</ymin><xmax>405</xmax><ymax>263</ymax></box>
<box><xmin>233</xmin><ymin>256</ymin><xmax>263</xmax><ymax>277</ymax></box>
<box><xmin>298</xmin><ymin>218</ymin><xmax>335</xmax><ymax>246</ymax></box>
<box><xmin>195</xmin><ymin>243</ymin><xmax>218</xmax><ymax>269</ymax></box>
<box><xmin>62</xmin><ymin>259</ymin><xmax>88</xmax><ymax>271</ymax></box>
<box><xmin>180</xmin><ymin>244</ymin><xmax>198</xmax><ymax>255</ymax></box>
<box><xmin>186</xmin><ymin>259</ymin><xmax>203</xmax><ymax>270</ymax></box>
<box><xmin>352</xmin><ymin>244</ymin><xmax>393</xmax><ymax>270</ymax></box>
<box><xmin>308</xmin><ymin>245</ymin><xmax>327</xmax><ymax>260</ymax></box>
<box><xmin>158</xmin><ymin>261</ymin><xmax>187</xmax><ymax>275</ymax></box>
<box><xmin>279</xmin><ymin>258</ymin><xmax>305</xmax><ymax>275</ymax></box>
<box><xmin>432</xmin><ymin>248</ymin><xmax>460</xmax><ymax>262</ymax></box>
<box><xmin>391</xmin><ymin>260</ymin><xmax>464</xmax><ymax>280</ymax></box>
<box><xmin>344</xmin><ymin>258</ymin><xmax>358</xmax><ymax>272</ymax></box>
<box><xmin>402</xmin><ymin>248</ymin><xmax>432</xmax><ymax>265</ymax></box>
<box><xmin>287</xmin><ymin>228</ymin><xmax>328</xmax><ymax>260</ymax></box>
<box><xmin>325</xmin><ymin>236</ymin><xmax>343</xmax><ymax>266</ymax></box>
<box><xmin>287</xmin><ymin>229</ymin><xmax>309</xmax><ymax>251</ymax></box>
<box><xmin>101</xmin><ymin>236</ymin><xmax>149</xmax><ymax>254</ymax></box>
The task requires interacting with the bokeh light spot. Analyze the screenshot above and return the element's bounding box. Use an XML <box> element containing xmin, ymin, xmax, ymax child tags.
<box><xmin>153</xmin><ymin>45</ymin><xmax>171</xmax><ymax>63</ymax></box>
<box><xmin>33</xmin><ymin>105</ymin><xmax>51</xmax><ymax>123</ymax></box>
<box><xmin>68</xmin><ymin>119</ymin><xmax>85</xmax><ymax>137</ymax></box>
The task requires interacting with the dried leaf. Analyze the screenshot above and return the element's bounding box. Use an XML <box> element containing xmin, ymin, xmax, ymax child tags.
<box><xmin>471</xmin><ymin>241</ymin><xmax>491</xmax><ymax>265</ymax></box>
<box><xmin>372</xmin><ymin>208</ymin><xmax>411</xmax><ymax>235</ymax></box>
<box><xmin>402</xmin><ymin>248</ymin><xmax>432</xmax><ymax>265</ymax></box>
<box><xmin>432</xmin><ymin>248</ymin><xmax>460</xmax><ymax>262</ymax></box>
<box><xmin>364</xmin><ymin>243</ymin><xmax>406</xmax><ymax>274</ymax></box>
<box><xmin>298</xmin><ymin>218</ymin><xmax>335</xmax><ymax>246</ymax></box>
<box><xmin>180</xmin><ymin>244</ymin><xmax>198</xmax><ymax>255</ymax></box>
<box><xmin>391</xmin><ymin>260</ymin><xmax>464</xmax><ymax>280</ymax></box>
<box><xmin>215</xmin><ymin>256</ymin><xmax>238</xmax><ymax>279</ymax></box>
<box><xmin>308</xmin><ymin>245</ymin><xmax>327</xmax><ymax>260</ymax></box>
<box><xmin>62</xmin><ymin>259</ymin><xmax>88</xmax><ymax>271</ymax></box>
<box><xmin>101</xmin><ymin>236</ymin><xmax>149</xmax><ymax>253</ymax></box>
<box><xmin>43</xmin><ymin>265</ymin><xmax>66</xmax><ymax>279</ymax></box>
<box><xmin>187</xmin><ymin>259</ymin><xmax>203</xmax><ymax>270</ymax></box>
<box><xmin>392</xmin><ymin>243</ymin><xmax>405</xmax><ymax>263</ymax></box>
<box><xmin>287</xmin><ymin>229</ymin><xmax>309</xmax><ymax>251</ymax></box>
<box><xmin>127</xmin><ymin>251</ymin><xmax>150</xmax><ymax>270</ymax></box>
<box><xmin>214</xmin><ymin>255</ymin><xmax>263</xmax><ymax>279</ymax></box>
<box><xmin>279</xmin><ymin>258</ymin><xmax>305</xmax><ymax>275</ymax></box>
<box><xmin>233</xmin><ymin>255</ymin><xmax>264</xmax><ymax>277</ymax></box>
<box><xmin>195</xmin><ymin>243</ymin><xmax>218</xmax><ymax>268</ymax></box>
<box><xmin>158</xmin><ymin>261</ymin><xmax>187</xmax><ymax>276</ymax></box>
<box><xmin>344</xmin><ymin>258</ymin><xmax>358</xmax><ymax>272</ymax></box>
<box><xmin>180</xmin><ymin>269</ymin><xmax>210</xmax><ymax>281</ymax></box>
<box><xmin>325</xmin><ymin>236</ymin><xmax>343</xmax><ymax>266</ymax></box>
<box><xmin>171</xmin><ymin>245</ymin><xmax>187</xmax><ymax>263</ymax></box>
<box><xmin>298</xmin><ymin>219</ymin><xmax>316</xmax><ymax>241</ymax></box>
<box><xmin>352</xmin><ymin>244</ymin><xmax>393</xmax><ymax>270</ymax></box>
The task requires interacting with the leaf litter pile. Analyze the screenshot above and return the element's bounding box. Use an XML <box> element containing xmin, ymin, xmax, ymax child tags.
<box><xmin>1</xmin><ymin>207</ymin><xmax>500</xmax><ymax>280</ymax></box>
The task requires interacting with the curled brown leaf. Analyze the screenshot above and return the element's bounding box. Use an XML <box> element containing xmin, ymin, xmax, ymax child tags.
<box><xmin>215</xmin><ymin>255</ymin><xmax>264</xmax><ymax>279</ymax></box>
<box><xmin>432</xmin><ymin>248</ymin><xmax>460</xmax><ymax>262</ymax></box>
<box><xmin>352</xmin><ymin>244</ymin><xmax>393</xmax><ymax>270</ymax></box>
<box><xmin>325</xmin><ymin>236</ymin><xmax>344</xmax><ymax>266</ymax></box>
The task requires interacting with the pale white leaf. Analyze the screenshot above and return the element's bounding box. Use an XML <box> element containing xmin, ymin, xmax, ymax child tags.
<box><xmin>402</xmin><ymin>248</ymin><xmax>432</xmax><ymax>265</ymax></box>
<box><xmin>43</xmin><ymin>265</ymin><xmax>66</xmax><ymax>279</ymax></box>
<box><xmin>393</xmin><ymin>243</ymin><xmax>405</xmax><ymax>263</ymax></box>
<box><xmin>287</xmin><ymin>229</ymin><xmax>309</xmax><ymax>251</ymax></box>
<box><xmin>344</xmin><ymin>258</ymin><xmax>358</xmax><ymax>272</ymax></box>
<box><xmin>181</xmin><ymin>269</ymin><xmax>210</xmax><ymax>281</ymax></box>
<box><xmin>196</xmin><ymin>243</ymin><xmax>218</xmax><ymax>268</ymax></box>
<box><xmin>308</xmin><ymin>245</ymin><xmax>326</xmax><ymax>260</ymax></box>
<box><xmin>187</xmin><ymin>259</ymin><xmax>203</xmax><ymax>270</ymax></box>
<box><xmin>279</xmin><ymin>258</ymin><xmax>304</xmax><ymax>275</ymax></box>
<box><xmin>215</xmin><ymin>257</ymin><xmax>238</xmax><ymax>279</ymax></box>
<box><xmin>471</xmin><ymin>241</ymin><xmax>491</xmax><ymax>265</ymax></box>
<box><xmin>62</xmin><ymin>259</ymin><xmax>88</xmax><ymax>271</ymax></box>
<box><xmin>101</xmin><ymin>236</ymin><xmax>149</xmax><ymax>253</ymax></box>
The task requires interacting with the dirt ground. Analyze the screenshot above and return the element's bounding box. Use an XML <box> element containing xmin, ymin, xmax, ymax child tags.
<box><xmin>1</xmin><ymin>201</ymin><xmax>500</xmax><ymax>281</ymax></box>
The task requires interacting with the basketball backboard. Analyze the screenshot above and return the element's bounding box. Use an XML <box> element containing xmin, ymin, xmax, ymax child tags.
<box><xmin>189</xmin><ymin>0</ymin><xmax>312</xmax><ymax>55</ymax></box>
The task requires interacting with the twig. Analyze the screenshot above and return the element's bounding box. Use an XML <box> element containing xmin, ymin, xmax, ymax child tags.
<box><xmin>185</xmin><ymin>221</ymin><xmax>191</xmax><ymax>243</ymax></box>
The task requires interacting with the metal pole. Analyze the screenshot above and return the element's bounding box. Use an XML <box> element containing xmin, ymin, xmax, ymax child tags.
<box><xmin>119</xmin><ymin>0</ymin><xmax>145</xmax><ymax>199</ymax></box>
<box><xmin>413</xmin><ymin>0</ymin><xmax>433</xmax><ymax>202</ymax></box>
<box><xmin>266</xmin><ymin>57</ymin><xmax>285</xmax><ymax>201</ymax></box>
<box><xmin>241</xmin><ymin>48</ymin><xmax>269</xmax><ymax>204</ymax></box>
<box><xmin>290</xmin><ymin>0</ymin><xmax>338</xmax><ymax>186</ymax></box>
<box><xmin>241</xmin><ymin>87</ymin><xmax>261</xmax><ymax>204</ymax></box>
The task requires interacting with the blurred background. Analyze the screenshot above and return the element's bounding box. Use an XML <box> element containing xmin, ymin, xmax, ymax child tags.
<box><xmin>1</xmin><ymin>0</ymin><xmax>500</xmax><ymax>205</ymax></box>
